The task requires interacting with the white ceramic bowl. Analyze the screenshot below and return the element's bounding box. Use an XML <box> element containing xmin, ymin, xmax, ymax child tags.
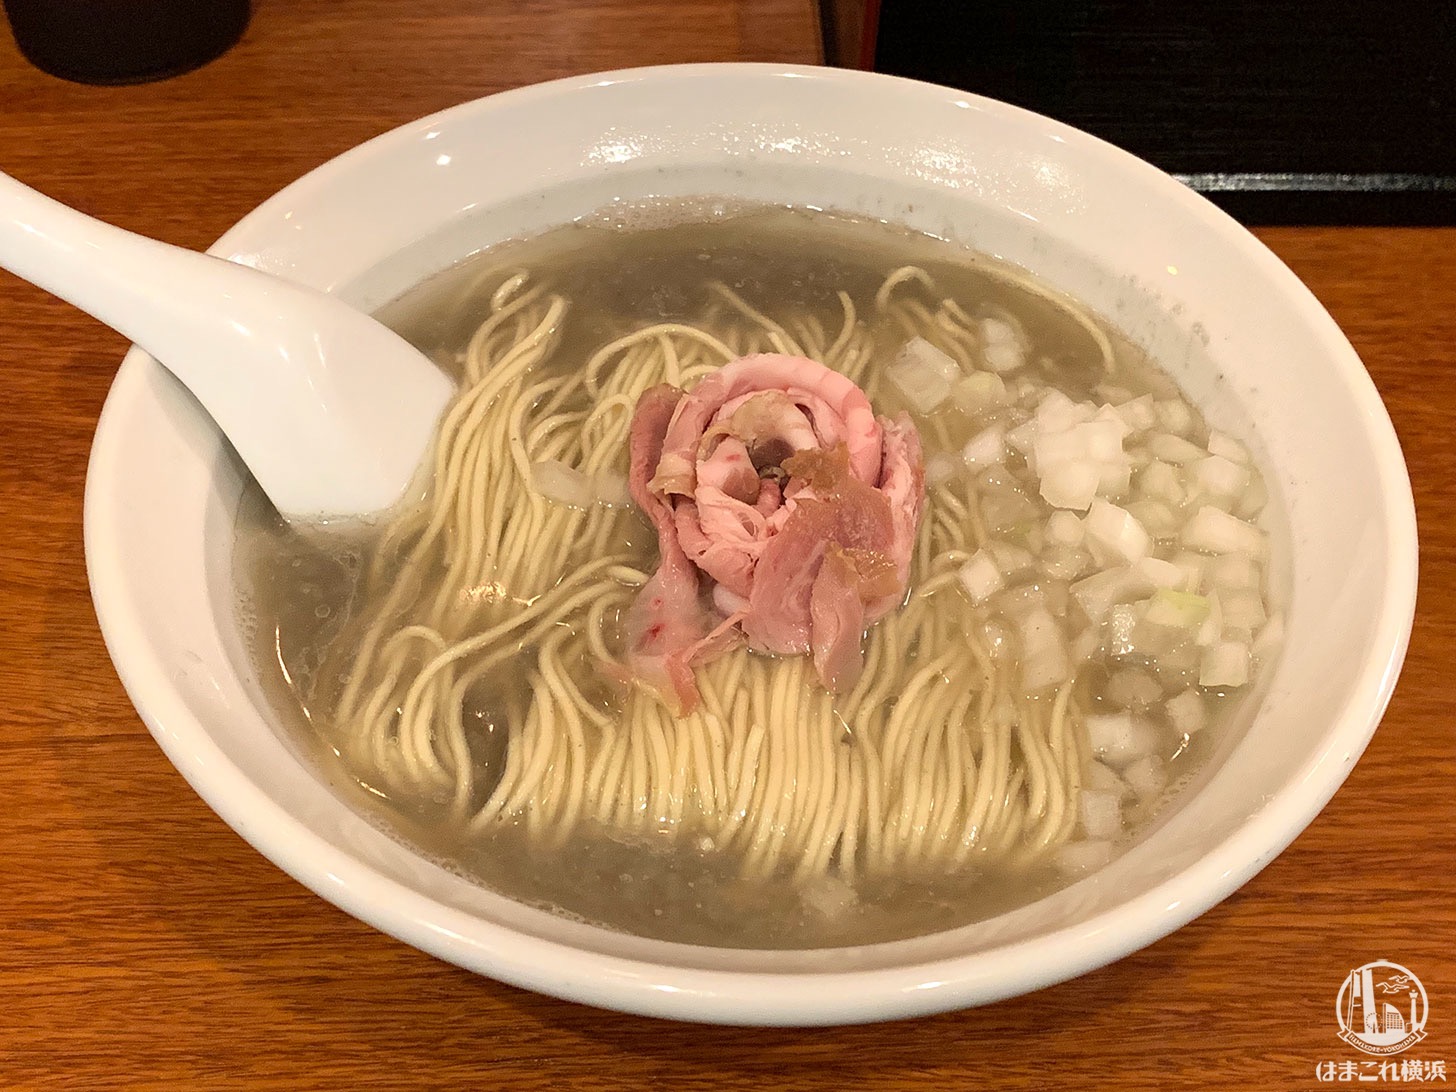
<box><xmin>83</xmin><ymin>64</ymin><xmax>1417</xmax><ymax>1025</ymax></box>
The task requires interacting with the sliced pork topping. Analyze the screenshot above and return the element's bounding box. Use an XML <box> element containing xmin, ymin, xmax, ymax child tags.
<box><xmin>624</xmin><ymin>353</ymin><xmax>926</xmax><ymax>709</ymax></box>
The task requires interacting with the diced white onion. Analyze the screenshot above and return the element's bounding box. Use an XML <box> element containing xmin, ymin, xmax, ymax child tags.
<box><xmin>1252</xmin><ymin>611</ymin><xmax>1285</xmax><ymax>664</ymax></box>
<box><xmin>1206</xmin><ymin>429</ymin><xmax>1250</xmax><ymax>464</ymax></box>
<box><xmin>1107</xmin><ymin>667</ymin><xmax>1163</xmax><ymax>708</ymax></box>
<box><xmin>1046</xmin><ymin>509</ymin><xmax>1085</xmax><ymax>546</ymax></box>
<box><xmin>986</xmin><ymin>541</ymin><xmax>1033</xmax><ymax>575</ymax></box>
<box><xmin>1035</xmin><ymin>390</ymin><xmax>1092</xmax><ymax>431</ymax></box>
<box><xmin>924</xmin><ymin>451</ymin><xmax>964</xmax><ymax>486</ymax></box>
<box><xmin>951</xmin><ymin>371</ymin><xmax>1010</xmax><ymax>415</ymax></box>
<box><xmin>1117</xmin><ymin>394</ymin><xmax>1157</xmax><ymax>433</ymax></box>
<box><xmin>962</xmin><ymin>424</ymin><xmax>1007</xmax><ymax>467</ymax></box>
<box><xmin>531</xmin><ymin>459</ymin><xmax>595</xmax><ymax>509</ymax></box>
<box><xmin>594</xmin><ymin>471</ymin><xmax>633</xmax><ymax>508</ymax></box>
<box><xmin>1079</xmin><ymin>789</ymin><xmax>1124</xmax><ymax>840</ymax></box>
<box><xmin>1122</xmin><ymin>754</ymin><xmax>1169</xmax><ymax>802</ymax></box>
<box><xmin>1220</xmin><ymin>588</ymin><xmax>1267</xmax><ymax>631</ymax></box>
<box><xmin>1017</xmin><ymin>607</ymin><xmax>1071</xmax><ymax>691</ymax></box>
<box><xmin>1170</xmin><ymin>551</ymin><xmax>1210</xmax><ymax>593</ymax></box>
<box><xmin>1054</xmin><ymin>840</ymin><xmax>1115</xmax><ymax>874</ymax></box>
<box><xmin>1005</xmin><ymin>417</ymin><xmax>1040</xmax><ymax>455</ymax></box>
<box><xmin>1042</xmin><ymin>546</ymin><xmax>1092</xmax><ymax>581</ymax></box>
<box><xmin>1039</xmin><ymin>460</ymin><xmax>1100</xmax><ymax>511</ymax></box>
<box><xmin>1125</xmin><ymin>499</ymin><xmax>1178</xmax><ymax>537</ymax></box>
<box><xmin>1134</xmin><ymin>556</ymin><xmax>1185</xmax><ymax>590</ymax></box>
<box><xmin>1085</xmin><ymin>712</ymin><xmax>1160</xmax><ymax>768</ymax></box>
<box><xmin>1192</xmin><ymin>454</ymin><xmax>1249</xmax><ymax>499</ymax></box>
<box><xmin>1138</xmin><ymin>459</ymin><xmax>1183</xmax><ymax>506</ymax></box>
<box><xmin>890</xmin><ymin>337</ymin><xmax>960</xmax><ymax>413</ymax></box>
<box><xmin>1143</xmin><ymin>588</ymin><xmax>1211</xmax><ymax>628</ymax></box>
<box><xmin>1207</xmin><ymin>552</ymin><xmax>1261</xmax><ymax>592</ymax></box>
<box><xmin>1166</xmin><ymin>688</ymin><xmax>1207</xmax><ymax>735</ymax></box>
<box><xmin>1071</xmin><ymin>565</ymin><xmax>1153</xmax><ymax>624</ymax></box>
<box><xmin>1181</xmin><ymin>506</ymin><xmax>1268</xmax><ymax>558</ymax></box>
<box><xmin>1085</xmin><ymin>759</ymin><xmax>1133</xmax><ymax>800</ymax></box>
<box><xmin>1236</xmin><ymin>468</ymin><xmax>1269</xmax><ymax>520</ymax></box>
<box><xmin>1200</xmin><ymin>640</ymin><xmax>1250</xmax><ymax>687</ymax></box>
<box><xmin>1106</xmin><ymin>603</ymin><xmax>1138</xmax><ymax>656</ymax></box>
<box><xmin>1148</xmin><ymin>432</ymin><xmax>1205</xmax><ymax>464</ymax></box>
<box><xmin>980</xmin><ymin>316</ymin><xmax>1027</xmax><ymax>373</ymax></box>
<box><xmin>1084</xmin><ymin>500</ymin><xmax>1151</xmax><ymax>565</ymax></box>
<box><xmin>1154</xmin><ymin>399</ymin><xmax>1196</xmax><ymax>437</ymax></box>
<box><xmin>957</xmin><ymin>551</ymin><xmax>1003</xmax><ymax>604</ymax></box>
<box><xmin>1196</xmin><ymin>591</ymin><xmax>1224</xmax><ymax>647</ymax></box>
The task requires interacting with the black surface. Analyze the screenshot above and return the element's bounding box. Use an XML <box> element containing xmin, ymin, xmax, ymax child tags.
<box><xmin>873</xmin><ymin>0</ymin><xmax>1456</xmax><ymax>225</ymax></box>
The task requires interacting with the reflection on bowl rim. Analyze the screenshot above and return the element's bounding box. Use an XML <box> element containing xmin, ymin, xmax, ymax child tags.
<box><xmin>82</xmin><ymin>63</ymin><xmax>1417</xmax><ymax>1025</ymax></box>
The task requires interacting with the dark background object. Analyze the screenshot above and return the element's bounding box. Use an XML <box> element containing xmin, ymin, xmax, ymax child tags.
<box><xmin>830</xmin><ymin>0</ymin><xmax>1456</xmax><ymax>225</ymax></box>
<box><xmin>2</xmin><ymin>0</ymin><xmax>250</xmax><ymax>85</ymax></box>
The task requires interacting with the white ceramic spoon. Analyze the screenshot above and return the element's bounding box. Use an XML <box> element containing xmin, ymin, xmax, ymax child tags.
<box><xmin>0</xmin><ymin>171</ymin><xmax>455</xmax><ymax>520</ymax></box>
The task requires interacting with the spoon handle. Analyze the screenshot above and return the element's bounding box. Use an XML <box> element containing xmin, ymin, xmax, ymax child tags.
<box><xmin>0</xmin><ymin>171</ymin><xmax>454</xmax><ymax>518</ymax></box>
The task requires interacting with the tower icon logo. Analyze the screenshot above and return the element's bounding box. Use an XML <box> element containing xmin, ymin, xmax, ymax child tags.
<box><xmin>1336</xmin><ymin>960</ymin><xmax>1429</xmax><ymax>1056</ymax></box>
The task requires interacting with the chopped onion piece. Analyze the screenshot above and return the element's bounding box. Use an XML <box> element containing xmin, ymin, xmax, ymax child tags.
<box><xmin>987</xmin><ymin>540</ymin><xmax>1035</xmax><ymax>575</ymax></box>
<box><xmin>1122</xmin><ymin>754</ymin><xmax>1169</xmax><ymax>802</ymax></box>
<box><xmin>1117</xmin><ymin>394</ymin><xmax>1157</xmax><ymax>433</ymax></box>
<box><xmin>1252</xmin><ymin>612</ymin><xmax>1285</xmax><ymax>663</ymax></box>
<box><xmin>1192</xmin><ymin>454</ymin><xmax>1249</xmax><ymax>499</ymax></box>
<box><xmin>962</xmin><ymin>424</ymin><xmax>1007</xmax><ymax>467</ymax></box>
<box><xmin>1196</xmin><ymin>592</ymin><xmax>1224</xmax><ymax>648</ymax></box>
<box><xmin>1086</xmin><ymin>712</ymin><xmax>1160</xmax><ymax>768</ymax></box>
<box><xmin>890</xmin><ymin>337</ymin><xmax>960</xmax><ymax>414</ymax></box>
<box><xmin>980</xmin><ymin>315</ymin><xmax>1027</xmax><ymax>373</ymax></box>
<box><xmin>594</xmin><ymin>471</ymin><xmax>633</xmax><ymax>508</ymax></box>
<box><xmin>1126</xmin><ymin>499</ymin><xmax>1178</xmax><ymax>537</ymax></box>
<box><xmin>1236</xmin><ymin>467</ymin><xmax>1269</xmax><ymax>520</ymax></box>
<box><xmin>1207</xmin><ymin>552</ymin><xmax>1261</xmax><ymax>592</ymax></box>
<box><xmin>1070</xmin><ymin>625</ymin><xmax>1100</xmax><ymax>664</ymax></box>
<box><xmin>1148</xmin><ymin>432</ymin><xmax>1206</xmax><ymax>464</ymax></box>
<box><xmin>1206</xmin><ymin>429</ymin><xmax>1250</xmax><ymax>464</ymax></box>
<box><xmin>1035</xmin><ymin>389</ymin><xmax>1093</xmax><ymax>431</ymax></box>
<box><xmin>951</xmin><ymin>371</ymin><xmax>1010</xmax><ymax>415</ymax></box>
<box><xmin>1107</xmin><ymin>603</ymin><xmax>1138</xmax><ymax>656</ymax></box>
<box><xmin>1084</xmin><ymin>500</ymin><xmax>1151</xmax><ymax>564</ymax></box>
<box><xmin>1166</xmin><ymin>688</ymin><xmax>1207</xmax><ymax>734</ymax></box>
<box><xmin>1108</xmin><ymin>667</ymin><xmax>1163</xmax><ymax>708</ymax></box>
<box><xmin>957</xmin><ymin>551</ymin><xmax>1003</xmax><ymax>604</ymax></box>
<box><xmin>1005</xmin><ymin>417</ymin><xmax>1040</xmax><ymax>455</ymax></box>
<box><xmin>1154</xmin><ymin>399</ymin><xmax>1196</xmax><ymax>437</ymax></box>
<box><xmin>1039</xmin><ymin>461</ymin><xmax>1100</xmax><ymax>511</ymax></box>
<box><xmin>1134</xmin><ymin>556</ymin><xmax>1185</xmax><ymax>589</ymax></box>
<box><xmin>1143</xmin><ymin>588</ymin><xmax>1211</xmax><ymax>628</ymax></box>
<box><xmin>1017</xmin><ymin>607</ymin><xmax>1070</xmax><ymax>691</ymax></box>
<box><xmin>530</xmin><ymin>459</ymin><xmax>595</xmax><ymax>509</ymax></box>
<box><xmin>1097</xmin><ymin>460</ymin><xmax>1133</xmax><ymax>498</ymax></box>
<box><xmin>1046</xmin><ymin>509</ymin><xmax>1085</xmax><ymax>546</ymax></box>
<box><xmin>1055</xmin><ymin>840</ymin><xmax>1115</xmax><ymax>873</ymax></box>
<box><xmin>1042</xmin><ymin>546</ymin><xmax>1092</xmax><ymax>581</ymax></box>
<box><xmin>1200</xmin><ymin>640</ymin><xmax>1250</xmax><ymax>687</ymax></box>
<box><xmin>1181</xmin><ymin>506</ymin><xmax>1268</xmax><ymax>558</ymax></box>
<box><xmin>1085</xmin><ymin>759</ymin><xmax>1133</xmax><ymax>800</ymax></box>
<box><xmin>1071</xmin><ymin>566</ymin><xmax>1153</xmax><ymax>624</ymax></box>
<box><xmin>925</xmin><ymin>451</ymin><xmax>963</xmax><ymax>486</ymax></box>
<box><xmin>1079</xmin><ymin>790</ymin><xmax>1123</xmax><ymax>840</ymax></box>
<box><xmin>1220</xmin><ymin>588</ymin><xmax>1267</xmax><ymax>631</ymax></box>
<box><xmin>1170</xmin><ymin>551</ymin><xmax>1209</xmax><ymax>593</ymax></box>
<box><xmin>1035</xmin><ymin>419</ymin><xmax>1124</xmax><ymax>468</ymax></box>
<box><xmin>1138</xmin><ymin>460</ymin><xmax>1183</xmax><ymax>506</ymax></box>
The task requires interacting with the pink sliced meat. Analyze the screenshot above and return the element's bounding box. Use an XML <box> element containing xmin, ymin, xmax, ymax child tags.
<box><xmin>621</xmin><ymin>353</ymin><xmax>927</xmax><ymax>709</ymax></box>
<box><xmin>624</xmin><ymin>384</ymin><xmax>711</xmax><ymax>715</ymax></box>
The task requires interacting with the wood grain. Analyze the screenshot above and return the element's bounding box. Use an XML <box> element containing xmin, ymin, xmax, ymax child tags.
<box><xmin>0</xmin><ymin>4</ymin><xmax>1451</xmax><ymax>1089</ymax></box>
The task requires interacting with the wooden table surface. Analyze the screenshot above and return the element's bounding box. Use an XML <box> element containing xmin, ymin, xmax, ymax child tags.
<box><xmin>1</xmin><ymin>2</ymin><xmax>1451</xmax><ymax>1088</ymax></box>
